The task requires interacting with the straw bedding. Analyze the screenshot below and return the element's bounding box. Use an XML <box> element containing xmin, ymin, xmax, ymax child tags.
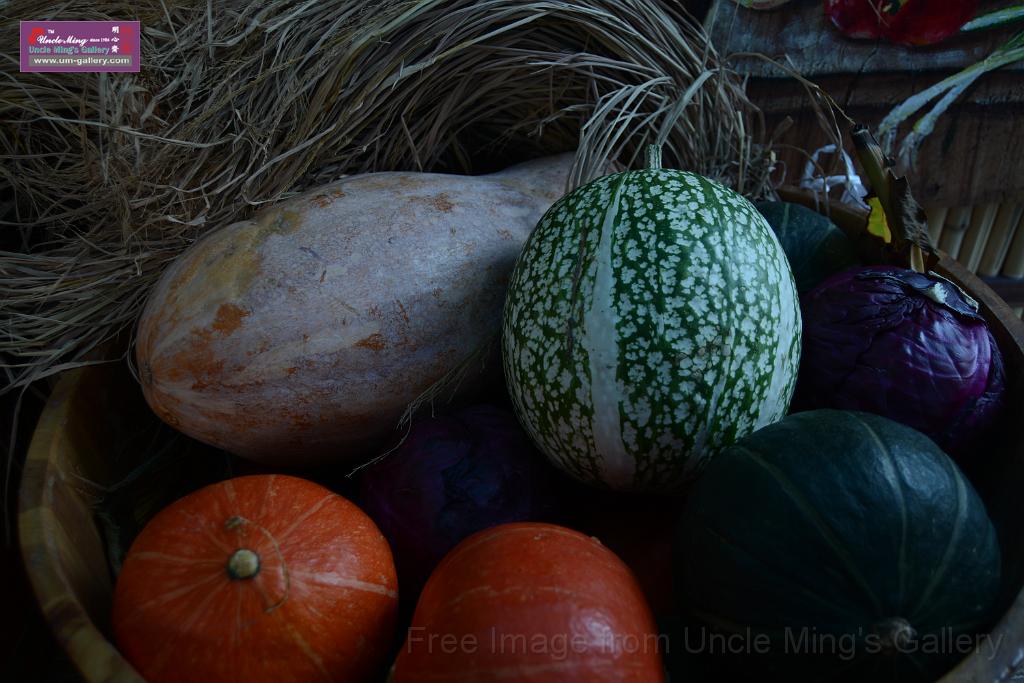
<box><xmin>1</xmin><ymin>0</ymin><xmax>785</xmax><ymax>395</ymax></box>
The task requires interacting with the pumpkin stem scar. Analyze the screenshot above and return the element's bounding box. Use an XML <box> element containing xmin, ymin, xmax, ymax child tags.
<box><xmin>224</xmin><ymin>515</ymin><xmax>291</xmax><ymax>612</ymax></box>
<box><xmin>871</xmin><ymin>617</ymin><xmax>918</xmax><ymax>653</ymax></box>
<box><xmin>227</xmin><ymin>548</ymin><xmax>261</xmax><ymax>580</ymax></box>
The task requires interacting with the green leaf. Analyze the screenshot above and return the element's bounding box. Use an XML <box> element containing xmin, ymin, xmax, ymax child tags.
<box><xmin>962</xmin><ymin>5</ymin><xmax>1024</xmax><ymax>33</ymax></box>
<box><xmin>878</xmin><ymin>31</ymin><xmax>1024</xmax><ymax>166</ymax></box>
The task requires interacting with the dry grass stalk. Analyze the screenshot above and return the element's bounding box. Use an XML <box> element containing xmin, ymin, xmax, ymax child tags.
<box><xmin>2</xmin><ymin>0</ymin><xmax>776</xmax><ymax>396</ymax></box>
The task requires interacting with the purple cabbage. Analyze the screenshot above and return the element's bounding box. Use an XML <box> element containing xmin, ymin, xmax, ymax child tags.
<box><xmin>357</xmin><ymin>404</ymin><xmax>556</xmax><ymax>595</ymax></box>
<box><xmin>796</xmin><ymin>265</ymin><xmax>1005</xmax><ymax>458</ymax></box>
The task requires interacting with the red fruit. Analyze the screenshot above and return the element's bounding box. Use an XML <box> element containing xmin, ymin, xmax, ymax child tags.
<box><xmin>825</xmin><ymin>0</ymin><xmax>979</xmax><ymax>46</ymax></box>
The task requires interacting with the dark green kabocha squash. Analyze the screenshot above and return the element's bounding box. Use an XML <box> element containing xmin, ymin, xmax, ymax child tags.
<box><xmin>755</xmin><ymin>201</ymin><xmax>859</xmax><ymax>294</ymax></box>
<box><xmin>674</xmin><ymin>409</ymin><xmax>1001</xmax><ymax>682</ymax></box>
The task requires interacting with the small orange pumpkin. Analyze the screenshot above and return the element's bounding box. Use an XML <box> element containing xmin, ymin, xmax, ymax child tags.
<box><xmin>393</xmin><ymin>522</ymin><xmax>665</xmax><ymax>682</ymax></box>
<box><xmin>112</xmin><ymin>474</ymin><xmax>398</xmax><ymax>683</ymax></box>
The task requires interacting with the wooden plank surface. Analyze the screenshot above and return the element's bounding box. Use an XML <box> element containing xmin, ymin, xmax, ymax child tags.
<box><xmin>706</xmin><ymin>0</ymin><xmax>1024</xmax><ymax>208</ymax></box>
<box><xmin>706</xmin><ymin>0</ymin><xmax>1024</xmax><ymax>78</ymax></box>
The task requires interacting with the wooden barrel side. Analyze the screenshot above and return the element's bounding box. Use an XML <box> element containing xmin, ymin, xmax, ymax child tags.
<box><xmin>18</xmin><ymin>366</ymin><xmax>145</xmax><ymax>683</ymax></box>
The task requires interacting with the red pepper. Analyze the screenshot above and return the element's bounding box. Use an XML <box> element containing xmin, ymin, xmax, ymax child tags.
<box><xmin>825</xmin><ymin>0</ymin><xmax>980</xmax><ymax>46</ymax></box>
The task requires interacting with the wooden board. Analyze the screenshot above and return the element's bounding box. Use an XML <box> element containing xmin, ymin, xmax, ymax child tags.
<box><xmin>706</xmin><ymin>0</ymin><xmax>1024</xmax><ymax>208</ymax></box>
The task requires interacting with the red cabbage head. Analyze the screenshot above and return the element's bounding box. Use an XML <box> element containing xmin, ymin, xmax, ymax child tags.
<box><xmin>357</xmin><ymin>405</ymin><xmax>557</xmax><ymax>595</ymax></box>
<box><xmin>796</xmin><ymin>265</ymin><xmax>1004</xmax><ymax>458</ymax></box>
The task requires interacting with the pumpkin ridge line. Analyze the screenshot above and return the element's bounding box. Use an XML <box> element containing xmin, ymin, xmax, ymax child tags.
<box><xmin>735</xmin><ymin>444</ymin><xmax>886</xmax><ymax>615</ymax></box>
<box><xmin>693</xmin><ymin>516</ymin><xmax>860</xmax><ymax>619</ymax></box>
<box><xmin>222</xmin><ymin>477</ymin><xmax>238</xmax><ymax>507</ymax></box>
<box><xmin>178</xmin><ymin>513</ymin><xmax>236</xmax><ymax>556</ymax></box>
<box><xmin>273</xmin><ymin>493</ymin><xmax>337</xmax><ymax>542</ymax></box>
<box><xmin>907</xmin><ymin>462</ymin><xmax>969</xmax><ymax>624</ymax></box>
<box><xmin>130</xmin><ymin>551</ymin><xmax>222</xmax><ymax>566</ymax></box>
<box><xmin>126</xmin><ymin>569</ymin><xmax>222</xmax><ymax>614</ymax></box>
<box><xmin>232</xmin><ymin>584</ymin><xmax>243</xmax><ymax>648</ymax></box>
<box><xmin>256</xmin><ymin>473</ymin><xmax>278</xmax><ymax>524</ymax></box>
<box><xmin>438</xmin><ymin>525</ymin><xmax>597</xmax><ymax>569</ymax></box>
<box><xmin>438</xmin><ymin>584</ymin><xmax>591</xmax><ymax>613</ymax></box>
<box><xmin>289</xmin><ymin>569</ymin><xmax>398</xmax><ymax>599</ymax></box>
<box><xmin>849</xmin><ymin>413</ymin><xmax>909</xmax><ymax>614</ymax></box>
<box><xmin>283</xmin><ymin>620</ymin><xmax>334</xmax><ymax>682</ymax></box>
<box><xmin>144</xmin><ymin>577</ymin><xmax>224</xmax><ymax>679</ymax></box>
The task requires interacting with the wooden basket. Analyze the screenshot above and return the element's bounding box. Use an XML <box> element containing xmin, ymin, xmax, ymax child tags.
<box><xmin>18</xmin><ymin>200</ymin><xmax>1024</xmax><ymax>682</ymax></box>
<box><xmin>926</xmin><ymin>203</ymin><xmax>1024</xmax><ymax>312</ymax></box>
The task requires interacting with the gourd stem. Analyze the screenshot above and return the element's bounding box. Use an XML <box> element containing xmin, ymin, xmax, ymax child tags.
<box><xmin>227</xmin><ymin>548</ymin><xmax>261</xmax><ymax>580</ymax></box>
<box><xmin>646</xmin><ymin>145</ymin><xmax>662</xmax><ymax>170</ymax></box>
<box><xmin>871</xmin><ymin>617</ymin><xmax>917</xmax><ymax>654</ymax></box>
<box><xmin>225</xmin><ymin>515</ymin><xmax>290</xmax><ymax>612</ymax></box>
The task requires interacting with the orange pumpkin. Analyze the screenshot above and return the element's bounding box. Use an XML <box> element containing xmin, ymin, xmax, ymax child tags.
<box><xmin>393</xmin><ymin>522</ymin><xmax>665</xmax><ymax>682</ymax></box>
<box><xmin>112</xmin><ymin>474</ymin><xmax>398</xmax><ymax>683</ymax></box>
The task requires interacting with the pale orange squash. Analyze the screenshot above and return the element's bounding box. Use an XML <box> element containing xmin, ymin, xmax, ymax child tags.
<box><xmin>136</xmin><ymin>155</ymin><xmax>575</xmax><ymax>465</ymax></box>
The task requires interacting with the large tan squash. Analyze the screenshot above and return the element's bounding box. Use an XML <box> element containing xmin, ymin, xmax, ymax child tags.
<box><xmin>136</xmin><ymin>154</ymin><xmax>574</xmax><ymax>465</ymax></box>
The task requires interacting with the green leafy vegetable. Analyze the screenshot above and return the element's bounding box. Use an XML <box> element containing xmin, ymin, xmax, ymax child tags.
<box><xmin>879</xmin><ymin>31</ymin><xmax>1024</xmax><ymax>168</ymax></box>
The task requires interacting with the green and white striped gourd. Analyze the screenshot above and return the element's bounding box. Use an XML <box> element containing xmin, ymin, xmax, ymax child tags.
<box><xmin>501</xmin><ymin>147</ymin><xmax>801</xmax><ymax>491</ymax></box>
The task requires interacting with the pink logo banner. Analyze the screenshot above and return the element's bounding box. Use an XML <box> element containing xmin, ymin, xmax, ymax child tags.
<box><xmin>20</xmin><ymin>21</ymin><xmax>140</xmax><ymax>73</ymax></box>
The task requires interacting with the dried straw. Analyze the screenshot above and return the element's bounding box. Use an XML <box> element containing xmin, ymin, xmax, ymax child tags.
<box><xmin>1</xmin><ymin>0</ymin><xmax>775</xmax><ymax>394</ymax></box>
